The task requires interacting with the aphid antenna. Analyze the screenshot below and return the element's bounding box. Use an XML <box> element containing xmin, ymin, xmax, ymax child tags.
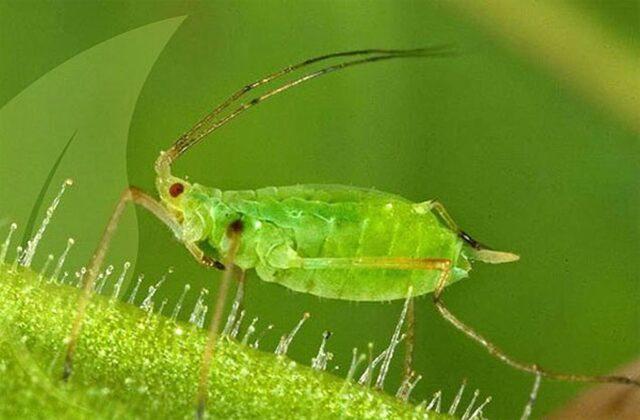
<box><xmin>154</xmin><ymin>46</ymin><xmax>455</xmax><ymax>183</ymax></box>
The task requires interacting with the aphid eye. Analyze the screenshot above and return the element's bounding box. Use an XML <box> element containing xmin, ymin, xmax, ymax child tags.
<box><xmin>169</xmin><ymin>182</ymin><xmax>185</xmax><ymax>198</ymax></box>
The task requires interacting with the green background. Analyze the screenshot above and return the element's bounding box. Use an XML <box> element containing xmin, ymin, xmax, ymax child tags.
<box><xmin>1</xmin><ymin>1</ymin><xmax>638</xmax><ymax>418</ymax></box>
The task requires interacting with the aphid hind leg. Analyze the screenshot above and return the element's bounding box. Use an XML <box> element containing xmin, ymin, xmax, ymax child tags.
<box><xmin>301</xmin><ymin>256</ymin><xmax>640</xmax><ymax>388</ymax></box>
<box><xmin>63</xmin><ymin>187</ymin><xmax>181</xmax><ymax>381</ymax></box>
<box><xmin>196</xmin><ymin>220</ymin><xmax>244</xmax><ymax>419</ymax></box>
<box><xmin>423</xmin><ymin>200</ymin><xmax>488</xmax><ymax>250</ymax></box>
<box><xmin>432</xmin><ymin>272</ymin><xmax>640</xmax><ymax>388</ymax></box>
<box><xmin>299</xmin><ymin>256</ymin><xmax>452</xmax><ymax>383</ymax></box>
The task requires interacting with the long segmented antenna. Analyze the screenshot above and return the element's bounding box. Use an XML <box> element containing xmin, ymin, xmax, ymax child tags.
<box><xmin>156</xmin><ymin>45</ymin><xmax>455</xmax><ymax>174</ymax></box>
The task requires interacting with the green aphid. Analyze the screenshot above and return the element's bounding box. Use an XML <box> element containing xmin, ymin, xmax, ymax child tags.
<box><xmin>160</xmin><ymin>180</ymin><xmax>514</xmax><ymax>301</ymax></box>
<box><xmin>63</xmin><ymin>47</ymin><xmax>639</xmax><ymax>415</ymax></box>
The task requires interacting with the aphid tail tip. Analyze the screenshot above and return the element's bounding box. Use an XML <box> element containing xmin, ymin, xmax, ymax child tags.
<box><xmin>470</xmin><ymin>248</ymin><xmax>520</xmax><ymax>264</ymax></box>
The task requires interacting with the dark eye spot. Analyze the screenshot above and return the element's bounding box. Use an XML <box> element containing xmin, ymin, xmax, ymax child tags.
<box><xmin>169</xmin><ymin>182</ymin><xmax>184</xmax><ymax>198</ymax></box>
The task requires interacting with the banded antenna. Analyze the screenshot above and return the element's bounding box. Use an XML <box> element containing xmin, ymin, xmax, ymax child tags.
<box><xmin>155</xmin><ymin>45</ymin><xmax>455</xmax><ymax>176</ymax></box>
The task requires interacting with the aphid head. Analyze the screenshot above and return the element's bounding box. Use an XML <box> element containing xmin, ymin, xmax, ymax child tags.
<box><xmin>156</xmin><ymin>172</ymin><xmax>192</xmax><ymax>217</ymax></box>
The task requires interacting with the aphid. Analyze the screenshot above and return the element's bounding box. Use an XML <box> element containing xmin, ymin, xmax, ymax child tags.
<box><xmin>62</xmin><ymin>47</ymin><xmax>639</xmax><ymax>416</ymax></box>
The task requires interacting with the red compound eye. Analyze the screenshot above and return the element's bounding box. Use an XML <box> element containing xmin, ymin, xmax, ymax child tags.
<box><xmin>169</xmin><ymin>182</ymin><xmax>184</xmax><ymax>198</ymax></box>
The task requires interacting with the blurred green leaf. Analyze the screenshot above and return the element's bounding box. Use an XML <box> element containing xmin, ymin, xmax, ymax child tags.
<box><xmin>0</xmin><ymin>16</ymin><xmax>185</xmax><ymax>279</ymax></box>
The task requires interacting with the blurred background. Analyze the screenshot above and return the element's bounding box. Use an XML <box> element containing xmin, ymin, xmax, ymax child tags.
<box><xmin>0</xmin><ymin>1</ymin><xmax>638</xmax><ymax>417</ymax></box>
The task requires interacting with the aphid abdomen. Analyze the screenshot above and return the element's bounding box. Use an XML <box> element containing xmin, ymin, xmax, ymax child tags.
<box><xmin>230</xmin><ymin>186</ymin><xmax>470</xmax><ymax>301</ymax></box>
<box><xmin>179</xmin><ymin>184</ymin><xmax>470</xmax><ymax>301</ymax></box>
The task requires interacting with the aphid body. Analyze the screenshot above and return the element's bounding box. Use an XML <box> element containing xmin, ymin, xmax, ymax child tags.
<box><xmin>160</xmin><ymin>177</ymin><xmax>505</xmax><ymax>301</ymax></box>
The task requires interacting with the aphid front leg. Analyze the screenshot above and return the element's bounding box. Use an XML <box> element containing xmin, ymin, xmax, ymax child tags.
<box><xmin>431</xmin><ymin>268</ymin><xmax>640</xmax><ymax>388</ymax></box>
<box><xmin>63</xmin><ymin>187</ymin><xmax>181</xmax><ymax>381</ymax></box>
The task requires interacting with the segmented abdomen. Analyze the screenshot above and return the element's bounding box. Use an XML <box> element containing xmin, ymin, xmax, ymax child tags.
<box><xmin>225</xmin><ymin>185</ymin><xmax>468</xmax><ymax>301</ymax></box>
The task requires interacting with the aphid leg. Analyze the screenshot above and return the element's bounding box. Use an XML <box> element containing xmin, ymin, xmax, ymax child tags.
<box><xmin>196</xmin><ymin>220</ymin><xmax>243</xmax><ymax>419</ymax></box>
<box><xmin>424</xmin><ymin>200</ymin><xmax>492</xmax><ymax>251</ymax></box>
<box><xmin>404</xmin><ymin>298</ymin><xmax>415</xmax><ymax>381</ymax></box>
<box><xmin>299</xmin><ymin>256</ymin><xmax>451</xmax><ymax>271</ymax></box>
<box><xmin>62</xmin><ymin>187</ymin><xmax>181</xmax><ymax>381</ymax></box>
<box><xmin>185</xmin><ymin>242</ymin><xmax>226</xmax><ymax>270</ymax></box>
<box><xmin>301</xmin><ymin>255</ymin><xmax>640</xmax><ymax>388</ymax></box>
<box><xmin>432</xmin><ymin>268</ymin><xmax>640</xmax><ymax>388</ymax></box>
